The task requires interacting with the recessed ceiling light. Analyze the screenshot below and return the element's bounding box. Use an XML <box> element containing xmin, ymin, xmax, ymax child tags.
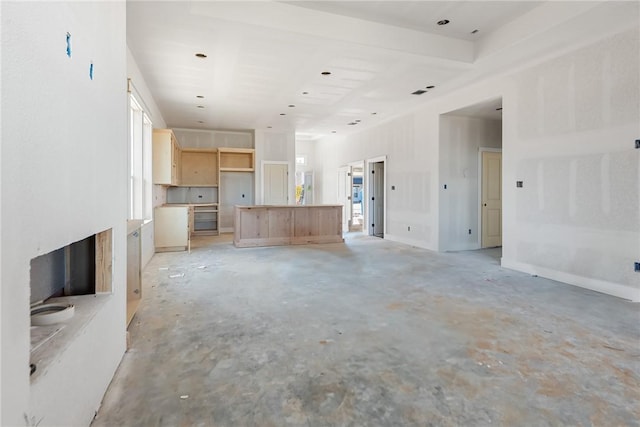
<box><xmin>267</xmin><ymin>126</ymin><xmax>273</xmax><ymax>128</ymax></box>
<box><xmin>412</xmin><ymin>89</ymin><xmax>427</xmax><ymax>95</ymax></box>
<box><xmin>302</xmin><ymin>91</ymin><xmax>309</xmax><ymax>95</ymax></box>
<box><xmin>347</xmin><ymin>122</ymin><xmax>357</xmax><ymax>125</ymax></box>
<box><xmin>321</xmin><ymin>71</ymin><xmax>332</xmax><ymax>76</ymax></box>
<box><xmin>332</xmin><ymin>131</ymin><xmax>337</xmax><ymax>133</ymax></box>
<box><xmin>371</xmin><ymin>112</ymin><xmax>377</xmax><ymax>115</ymax></box>
<box><xmin>280</xmin><ymin>113</ymin><xmax>286</xmax><ymax>116</ymax></box>
<box><xmin>471</xmin><ymin>29</ymin><xmax>479</xmax><ymax>34</ymax></box>
<box><xmin>195</xmin><ymin>53</ymin><xmax>207</xmax><ymax>58</ymax></box>
<box><xmin>437</xmin><ymin>19</ymin><xmax>450</xmax><ymax>26</ymax></box>
<box><xmin>355</xmin><ymin>120</ymin><xmax>361</xmax><ymax>123</ymax></box>
<box><xmin>288</xmin><ymin>104</ymin><xmax>295</xmax><ymax>108</ymax></box>
<box><xmin>197</xmin><ymin>105</ymin><xmax>205</xmax><ymax>108</ymax></box>
<box><xmin>426</xmin><ymin>85</ymin><xmax>435</xmax><ymax>89</ymax></box>
<box><xmin>197</xmin><ymin>120</ymin><xmax>204</xmax><ymax>123</ymax></box>
<box><xmin>196</xmin><ymin>95</ymin><xmax>204</xmax><ymax>98</ymax></box>
<box><xmin>496</xmin><ymin>107</ymin><xmax>503</xmax><ymax>111</ymax></box>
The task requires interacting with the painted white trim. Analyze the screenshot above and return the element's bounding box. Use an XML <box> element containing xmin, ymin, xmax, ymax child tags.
<box><xmin>478</xmin><ymin>147</ymin><xmax>503</xmax><ymax>249</ymax></box>
<box><xmin>366</xmin><ymin>155</ymin><xmax>387</xmax><ymax>237</ymax></box>
<box><xmin>501</xmin><ymin>258</ymin><xmax>640</xmax><ymax>302</ymax></box>
<box><xmin>261</xmin><ymin>160</ymin><xmax>290</xmax><ymax>205</ymax></box>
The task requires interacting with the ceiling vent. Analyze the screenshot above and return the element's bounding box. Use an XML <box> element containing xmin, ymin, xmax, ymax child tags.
<box><xmin>412</xmin><ymin>89</ymin><xmax>427</xmax><ymax>95</ymax></box>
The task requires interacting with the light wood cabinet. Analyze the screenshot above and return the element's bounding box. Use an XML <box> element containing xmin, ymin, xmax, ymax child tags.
<box><xmin>153</xmin><ymin>129</ymin><xmax>181</xmax><ymax>185</ymax></box>
<box><xmin>234</xmin><ymin>205</ymin><xmax>343</xmax><ymax>247</ymax></box>
<box><xmin>126</xmin><ymin>225</ymin><xmax>141</xmax><ymax>326</ymax></box>
<box><xmin>181</xmin><ymin>149</ymin><xmax>218</xmax><ymax>186</ymax></box>
<box><xmin>219</xmin><ymin>148</ymin><xmax>255</xmax><ymax>171</ymax></box>
<box><xmin>154</xmin><ymin>206</ymin><xmax>190</xmax><ymax>251</ymax></box>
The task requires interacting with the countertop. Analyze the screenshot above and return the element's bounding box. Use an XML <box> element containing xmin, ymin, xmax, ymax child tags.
<box><xmin>162</xmin><ymin>203</ymin><xmax>218</xmax><ymax>207</ymax></box>
<box><xmin>235</xmin><ymin>204</ymin><xmax>342</xmax><ymax>209</ymax></box>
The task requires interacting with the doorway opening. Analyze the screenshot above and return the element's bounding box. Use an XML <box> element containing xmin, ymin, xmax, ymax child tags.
<box><xmin>350</xmin><ymin>164</ymin><xmax>364</xmax><ymax>231</ymax></box>
<box><xmin>368</xmin><ymin>158</ymin><xmax>385</xmax><ymax>238</ymax></box>
<box><xmin>438</xmin><ymin>97</ymin><xmax>502</xmax><ymax>251</ymax></box>
<box><xmin>295</xmin><ymin>171</ymin><xmax>313</xmax><ymax>205</ymax></box>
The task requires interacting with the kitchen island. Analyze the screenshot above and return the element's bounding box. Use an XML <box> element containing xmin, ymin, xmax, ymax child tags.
<box><xmin>234</xmin><ymin>205</ymin><xmax>343</xmax><ymax>248</ymax></box>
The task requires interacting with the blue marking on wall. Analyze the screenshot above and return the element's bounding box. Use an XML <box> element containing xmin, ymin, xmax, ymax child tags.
<box><xmin>66</xmin><ymin>32</ymin><xmax>72</xmax><ymax>58</ymax></box>
<box><xmin>89</xmin><ymin>62</ymin><xmax>94</xmax><ymax>80</ymax></box>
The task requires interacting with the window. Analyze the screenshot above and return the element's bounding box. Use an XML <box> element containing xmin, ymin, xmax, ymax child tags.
<box><xmin>128</xmin><ymin>95</ymin><xmax>153</xmax><ymax>220</ymax></box>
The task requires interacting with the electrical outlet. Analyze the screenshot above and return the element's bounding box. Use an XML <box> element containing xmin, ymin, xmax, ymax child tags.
<box><xmin>468</xmin><ymin>229</ymin><xmax>471</xmax><ymax>235</ymax></box>
<box><xmin>444</xmin><ymin>184</ymin><xmax>447</xmax><ymax>189</ymax></box>
<box><xmin>516</xmin><ymin>181</ymin><xmax>523</xmax><ymax>188</ymax></box>
<box><xmin>635</xmin><ymin>139</ymin><xmax>640</xmax><ymax>149</ymax></box>
<box><xmin>635</xmin><ymin>262</ymin><xmax>640</xmax><ymax>272</ymax></box>
<box><xmin>408</xmin><ymin>226</ymin><xmax>411</xmax><ymax>231</ymax></box>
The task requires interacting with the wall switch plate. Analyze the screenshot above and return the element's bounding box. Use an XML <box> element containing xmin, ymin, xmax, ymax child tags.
<box><xmin>635</xmin><ymin>262</ymin><xmax>640</xmax><ymax>272</ymax></box>
<box><xmin>444</xmin><ymin>184</ymin><xmax>447</xmax><ymax>189</ymax></box>
<box><xmin>635</xmin><ymin>139</ymin><xmax>640</xmax><ymax>149</ymax></box>
<box><xmin>516</xmin><ymin>181</ymin><xmax>523</xmax><ymax>188</ymax></box>
<box><xmin>408</xmin><ymin>226</ymin><xmax>411</xmax><ymax>231</ymax></box>
<box><xmin>391</xmin><ymin>185</ymin><xmax>396</xmax><ymax>190</ymax></box>
<box><xmin>468</xmin><ymin>229</ymin><xmax>472</xmax><ymax>235</ymax></box>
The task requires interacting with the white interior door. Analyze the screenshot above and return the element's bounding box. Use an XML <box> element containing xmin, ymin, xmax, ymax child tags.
<box><xmin>263</xmin><ymin>163</ymin><xmax>288</xmax><ymax>205</ymax></box>
<box><xmin>337</xmin><ymin>166</ymin><xmax>351</xmax><ymax>232</ymax></box>
<box><xmin>481</xmin><ymin>151</ymin><xmax>502</xmax><ymax>247</ymax></box>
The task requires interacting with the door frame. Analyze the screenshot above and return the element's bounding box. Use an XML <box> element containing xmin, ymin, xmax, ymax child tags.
<box><xmin>478</xmin><ymin>147</ymin><xmax>502</xmax><ymax>248</ymax></box>
<box><xmin>261</xmin><ymin>160</ymin><xmax>290</xmax><ymax>205</ymax></box>
<box><xmin>366</xmin><ymin>155</ymin><xmax>387</xmax><ymax>237</ymax></box>
<box><xmin>348</xmin><ymin>160</ymin><xmax>365</xmax><ymax>232</ymax></box>
<box><xmin>337</xmin><ymin>165</ymin><xmax>351</xmax><ymax>232</ymax></box>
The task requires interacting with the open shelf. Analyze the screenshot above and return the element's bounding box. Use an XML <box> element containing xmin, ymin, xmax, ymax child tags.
<box><xmin>219</xmin><ymin>148</ymin><xmax>254</xmax><ymax>171</ymax></box>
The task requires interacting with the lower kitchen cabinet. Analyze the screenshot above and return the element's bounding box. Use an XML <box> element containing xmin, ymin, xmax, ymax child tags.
<box><xmin>154</xmin><ymin>206</ymin><xmax>190</xmax><ymax>252</ymax></box>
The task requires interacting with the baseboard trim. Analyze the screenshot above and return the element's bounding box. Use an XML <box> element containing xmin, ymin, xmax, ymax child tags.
<box><xmin>501</xmin><ymin>258</ymin><xmax>640</xmax><ymax>302</ymax></box>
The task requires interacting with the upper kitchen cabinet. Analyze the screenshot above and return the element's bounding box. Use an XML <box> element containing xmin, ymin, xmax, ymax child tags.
<box><xmin>219</xmin><ymin>148</ymin><xmax>255</xmax><ymax>172</ymax></box>
<box><xmin>153</xmin><ymin>129</ymin><xmax>181</xmax><ymax>185</ymax></box>
<box><xmin>181</xmin><ymin>149</ymin><xmax>219</xmax><ymax>186</ymax></box>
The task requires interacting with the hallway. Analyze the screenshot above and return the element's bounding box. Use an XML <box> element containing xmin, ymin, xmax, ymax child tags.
<box><xmin>93</xmin><ymin>234</ymin><xmax>639</xmax><ymax>426</ymax></box>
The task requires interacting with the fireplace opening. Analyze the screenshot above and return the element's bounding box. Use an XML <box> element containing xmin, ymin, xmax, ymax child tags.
<box><xmin>30</xmin><ymin>235</ymin><xmax>96</xmax><ymax>303</ymax></box>
<box><xmin>29</xmin><ymin>229</ymin><xmax>113</xmax><ymax>376</ymax></box>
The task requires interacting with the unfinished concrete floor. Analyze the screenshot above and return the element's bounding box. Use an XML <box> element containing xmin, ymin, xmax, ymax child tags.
<box><xmin>93</xmin><ymin>233</ymin><xmax>640</xmax><ymax>426</ymax></box>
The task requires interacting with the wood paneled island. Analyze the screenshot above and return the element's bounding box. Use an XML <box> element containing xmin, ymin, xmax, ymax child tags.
<box><xmin>234</xmin><ymin>205</ymin><xmax>343</xmax><ymax>248</ymax></box>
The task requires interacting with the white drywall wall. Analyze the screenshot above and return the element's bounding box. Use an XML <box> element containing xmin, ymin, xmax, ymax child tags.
<box><xmin>1</xmin><ymin>2</ymin><xmax>128</xmax><ymax>424</ymax></box>
<box><xmin>173</xmin><ymin>128</ymin><xmax>253</xmax><ymax>149</ymax></box>
<box><xmin>315</xmin><ymin>112</ymin><xmax>441</xmax><ymax>249</ymax></box>
<box><xmin>315</xmin><ymin>25</ymin><xmax>639</xmax><ymax>300</ymax></box>
<box><xmin>439</xmin><ymin>115</ymin><xmax>502</xmax><ymax>251</ymax></box>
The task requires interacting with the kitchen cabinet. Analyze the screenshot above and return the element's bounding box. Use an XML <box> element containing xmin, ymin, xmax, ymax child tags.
<box><xmin>153</xmin><ymin>129</ymin><xmax>181</xmax><ymax>185</ymax></box>
<box><xmin>234</xmin><ymin>205</ymin><xmax>343</xmax><ymax>247</ymax></box>
<box><xmin>154</xmin><ymin>206</ymin><xmax>190</xmax><ymax>251</ymax></box>
<box><xmin>181</xmin><ymin>149</ymin><xmax>218</xmax><ymax>186</ymax></box>
<box><xmin>192</xmin><ymin>205</ymin><xmax>219</xmax><ymax>235</ymax></box>
<box><xmin>219</xmin><ymin>148</ymin><xmax>254</xmax><ymax>171</ymax></box>
<box><xmin>126</xmin><ymin>222</ymin><xmax>142</xmax><ymax>326</ymax></box>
